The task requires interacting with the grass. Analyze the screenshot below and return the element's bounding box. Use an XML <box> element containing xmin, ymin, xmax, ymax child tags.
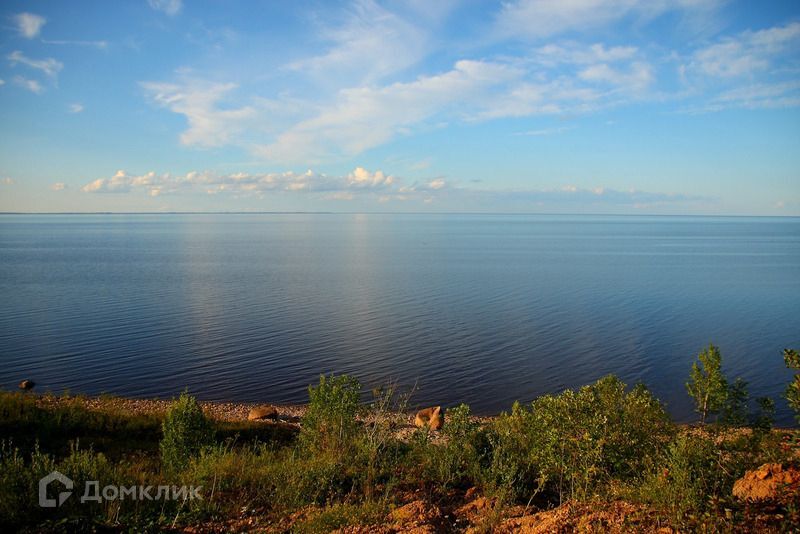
<box><xmin>0</xmin><ymin>391</ymin><xmax>162</xmax><ymax>460</ymax></box>
<box><xmin>293</xmin><ymin>501</ymin><xmax>389</xmax><ymax>533</ymax></box>
<box><xmin>0</xmin><ymin>374</ymin><xmax>798</xmax><ymax>532</ymax></box>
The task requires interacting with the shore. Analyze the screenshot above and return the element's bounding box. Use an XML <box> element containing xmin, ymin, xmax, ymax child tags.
<box><xmin>26</xmin><ymin>390</ymin><xmax>799</xmax><ymax>435</ymax></box>
<box><xmin>3</xmin><ymin>386</ymin><xmax>798</xmax><ymax>532</ymax></box>
<box><xmin>34</xmin><ymin>391</ymin><xmax>309</xmax><ymax>422</ymax></box>
<box><xmin>31</xmin><ymin>391</ymin><xmax>505</xmax><ymax>444</ymax></box>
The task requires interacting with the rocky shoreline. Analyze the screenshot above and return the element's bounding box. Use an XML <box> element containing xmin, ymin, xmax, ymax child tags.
<box><xmin>24</xmin><ymin>391</ymin><xmax>796</xmax><ymax>430</ymax></box>
<box><xmin>33</xmin><ymin>392</ymin><xmax>308</xmax><ymax>422</ymax></box>
<box><xmin>30</xmin><ymin>391</ymin><xmax>499</xmax><ymax>443</ymax></box>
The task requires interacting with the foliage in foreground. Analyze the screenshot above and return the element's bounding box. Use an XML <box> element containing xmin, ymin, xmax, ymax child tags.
<box><xmin>484</xmin><ymin>375</ymin><xmax>674</xmax><ymax>504</ymax></box>
<box><xmin>160</xmin><ymin>390</ymin><xmax>215</xmax><ymax>474</ymax></box>
<box><xmin>785</xmin><ymin>348</ymin><xmax>800</xmax><ymax>423</ymax></box>
<box><xmin>686</xmin><ymin>343</ymin><xmax>728</xmax><ymax>424</ymax></box>
<box><xmin>0</xmin><ymin>358</ymin><xmax>797</xmax><ymax>531</ymax></box>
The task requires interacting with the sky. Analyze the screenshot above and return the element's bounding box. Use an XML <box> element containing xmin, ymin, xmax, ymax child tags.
<box><xmin>0</xmin><ymin>0</ymin><xmax>798</xmax><ymax>214</ymax></box>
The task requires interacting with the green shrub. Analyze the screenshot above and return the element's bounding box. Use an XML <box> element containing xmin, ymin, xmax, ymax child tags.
<box><xmin>160</xmin><ymin>391</ymin><xmax>214</xmax><ymax>474</ymax></box>
<box><xmin>436</xmin><ymin>404</ymin><xmax>481</xmax><ymax>488</ymax></box>
<box><xmin>483</xmin><ymin>402</ymin><xmax>540</xmax><ymax>503</ymax></box>
<box><xmin>402</xmin><ymin>404</ymin><xmax>486</xmax><ymax>496</ymax></box>
<box><xmin>0</xmin><ymin>442</ymin><xmax>54</xmax><ymax>527</ymax></box>
<box><xmin>720</xmin><ymin>377</ymin><xmax>749</xmax><ymax>427</ymax></box>
<box><xmin>186</xmin><ymin>438</ymin><xmax>364</xmax><ymax>515</ymax></box>
<box><xmin>529</xmin><ymin>388</ymin><xmax>605</xmax><ymax>501</ymax></box>
<box><xmin>637</xmin><ymin>433</ymin><xmax>727</xmax><ymax>525</ymax></box>
<box><xmin>357</xmin><ymin>383</ymin><xmax>414</xmax><ymax>499</ymax></box>
<box><xmin>301</xmin><ymin>375</ymin><xmax>362</xmax><ymax>455</ymax></box>
<box><xmin>522</xmin><ymin>375</ymin><xmax>673</xmax><ymax>502</ymax></box>
<box><xmin>280</xmin><ymin>449</ymin><xmax>357</xmax><ymax>507</ymax></box>
<box><xmin>784</xmin><ymin>348</ymin><xmax>800</xmax><ymax>423</ymax></box>
<box><xmin>0</xmin><ymin>440</ymin><xmax>118</xmax><ymax>528</ymax></box>
<box><xmin>56</xmin><ymin>443</ymin><xmax>116</xmax><ymax>521</ymax></box>
<box><xmin>188</xmin><ymin>442</ymin><xmax>269</xmax><ymax>507</ymax></box>
<box><xmin>751</xmin><ymin>396</ymin><xmax>775</xmax><ymax>432</ymax></box>
<box><xmin>686</xmin><ymin>344</ymin><xmax>728</xmax><ymax>425</ymax></box>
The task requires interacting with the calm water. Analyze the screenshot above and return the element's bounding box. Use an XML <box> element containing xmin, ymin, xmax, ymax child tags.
<box><xmin>1</xmin><ymin>214</ymin><xmax>798</xmax><ymax>424</ymax></box>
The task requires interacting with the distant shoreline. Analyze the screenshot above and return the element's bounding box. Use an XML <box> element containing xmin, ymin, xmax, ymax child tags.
<box><xmin>2</xmin><ymin>211</ymin><xmax>799</xmax><ymax>218</ymax></box>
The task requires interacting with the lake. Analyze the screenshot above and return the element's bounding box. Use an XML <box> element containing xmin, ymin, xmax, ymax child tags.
<box><xmin>1</xmin><ymin>213</ymin><xmax>798</xmax><ymax>424</ymax></box>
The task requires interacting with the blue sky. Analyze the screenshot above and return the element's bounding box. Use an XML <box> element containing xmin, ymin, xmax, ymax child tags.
<box><xmin>0</xmin><ymin>0</ymin><xmax>798</xmax><ymax>214</ymax></box>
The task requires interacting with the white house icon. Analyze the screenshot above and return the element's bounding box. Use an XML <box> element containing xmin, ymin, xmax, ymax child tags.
<box><xmin>38</xmin><ymin>471</ymin><xmax>73</xmax><ymax>508</ymax></box>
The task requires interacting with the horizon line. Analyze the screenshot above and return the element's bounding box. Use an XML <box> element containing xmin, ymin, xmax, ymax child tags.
<box><xmin>1</xmin><ymin>211</ymin><xmax>799</xmax><ymax>219</ymax></box>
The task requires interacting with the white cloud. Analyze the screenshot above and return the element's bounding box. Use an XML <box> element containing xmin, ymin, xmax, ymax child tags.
<box><xmin>141</xmin><ymin>80</ymin><xmax>256</xmax><ymax>147</ymax></box>
<box><xmin>42</xmin><ymin>39</ymin><xmax>108</xmax><ymax>49</ymax></box>
<box><xmin>13</xmin><ymin>76</ymin><xmax>43</xmax><ymax>94</ymax></box>
<box><xmin>79</xmin><ymin>167</ymin><xmax>706</xmax><ymax>210</ymax></box>
<box><xmin>495</xmin><ymin>0</ymin><xmax>721</xmax><ymax>39</ymax></box>
<box><xmin>327</xmin><ymin>191</ymin><xmax>355</xmax><ymax>201</ymax></box>
<box><xmin>289</xmin><ymin>0</ymin><xmax>428</xmax><ymax>85</ymax></box>
<box><xmin>533</xmin><ymin>42</ymin><xmax>639</xmax><ymax>66</ymax></box>
<box><xmin>82</xmin><ymin>170</ymin><xmax>137</xmax><ymax>193</ymax></box>
<box><xmin>148</xmin><ymin>0</ymin><xmax>182</xmax><ymax>16</ymax></box>
<box><xmin>1</xmin><ymin>178</ymin><xmax>16</xmax><ymax>185</ymax></box>
<box><xmin>690</xmin><ymin>81</ymin><xmax>800</xmax><ymax>112</ymax></box>
<box><xmin>579</xmin><ymin>61</ymin><xmax>653</xmax><ymax>91</ymax></box>
<box><xmin>346</xmin><ymin>167</ymin><xmax>394</xmax><ymax>188</ymax></box>
<box><xmin>459</xmin><ymin>185</ymin><xmax>709</xmax><ymax>208</ymax></box>
<box><xmin>50</xmin><ymin>182</ymin><xmax>67</xmax><ymax>191</ymax></box>
<box><xmin>0</xmin><ymin>79</ymin><xmax>4</xmax><ymax>86</ymax></box>
<box><xmin>515</xmin><ymin>126</ymin><xmax>573</xmax><ymax>136</ymax></box>
<box><xmin>689</xmin><ymin>22</ymin><xmax>800</xmax><ymax>78</ymax></box>
<box><xmin>471</xmin><ymin>78</ymin><xmax>601</xmax><ymax>120</ymax></box>
<box><xmin>69</xmin><ymin>103</ymin><xmax>84</xmax><ymax>113</ymax></box>
<box><xmin>139</xmin><ymin>14</ymin><xmax>799</xmax><ymax>164</ymax></box>
<box><xmin>14</xmin><ymin>12</ymin><xmax>46</xmax><ymax>39</ymax></box>
<box><xmin>150</xmin><ymin>48</ymin><xmax>658</xmax><ymax>162</ymax></box>
<box><xmin>81</xmin><ymin>167</ymin><xmax>400</xmax><ymax>198</ymax></box>
<box><xmin>427</xmin><ymin>178</ymin><xmax>446</xmax><ymax>190</ymax></box>
<box><xmin>257</xmin><ymin>60</ymin><xmax>520</xmax><ymax>162</ymax></box>
<box><xmin>7</xmin><ymin>51</ymin><xmax>63</xmax><ymax>78</ymax></box>
<box><xmin>677</xmin><ymin>22</ymin><xmax>800</xmax><ymax>112</ymax></box>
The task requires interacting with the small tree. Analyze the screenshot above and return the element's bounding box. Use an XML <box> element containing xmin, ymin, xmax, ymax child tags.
<box><xmin>752</xmin><ymin>397</ymin><xmax>775</xmax><ymax>432</ymax></box>
<box><xmin>784</xmin><ymin>348</ymin><xmax>800</xmax><ymax>423</ymax></box>
<box><xmin>720</xmin><ymin>377</ymin><xmax>749</xmax><ymax>427</ymax></box>
<box><xmin>300</xmin><ymin>374</ymin><xmax>362</xmax><ymax>454</ymax></box>
<box><xmin>686</xmin><ymin>344</ymin><xmax>728</xmax><ymax>425</ymax></box>
<box><xmin>160</xmin><ymin>390</ymin><xmax>214</xmax><ymax>473</ymax></box>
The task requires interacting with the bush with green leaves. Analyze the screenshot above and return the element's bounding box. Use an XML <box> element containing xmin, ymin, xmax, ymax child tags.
<box><xmin>720</xmin><ymin>377</ymin><xmax>749</xmax><ymax>427</ymax></box>
<box><xmin>404</xmin><ymin>403</ymin><xmax>488</xmax><ymax>495</ymax></box>
<box><xmin>434</xmin><ymin>403</ymin><xmax>482</xmax><ymax>488</ymax></box>
<box><xmin>357</xmin><ymin>383</ymin><xmax>414</xmax><ymax>499</ymax></box>
<box><xmin>637</xmin><ymin>433</ymin><xmax>726</xmax><ymax>525</ymax></box>
<box><xmin>528</xmin><ymin>388</ymin><xmax>604</xmax><ymax>501</ymax></box>
<box><xmin>483</xmin><ymin>401</ymin><xmax>540</xmax><ymax>503</ymax></box>
<box><xmin>686</xmin><ymin>344</ymin><xmax>728</xmax><ymax>425</ymax></box>
<box><xmin>0</xmin><ymin>442</ymin><xmax>55</xmax><ymax>527</ymax></box>
<box><xmin>160</xmin><ymin>391</ymin><xmax>214</xmax><ymax>473</ymax></box>
<box><xmin>279</xmin><ymin>449</ymin><xmax>357</xmax><ymax>507</ymax></box>
<box><xmin>488</xmin><ymin>375</ymin><xmax>674</xmax><ymax>503</ymax></box>
<box><xmin>751</xmin><ymin>396</ymin><xmax>775</xmax><ymax>432</ymax></box>
<box><xmin>784</xmin><ymin>348</ymin><xmax>800</xmax><ymax>423</ymax></box>
<box><xmin>300</xmin><ymin>375</ymin><xmax>362</xmax><ymax>455</ymax></box>
<box><xmin>0</xmin><ymin>440</ymin><xmax>119</xmax><ymax>528</ymax></box>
